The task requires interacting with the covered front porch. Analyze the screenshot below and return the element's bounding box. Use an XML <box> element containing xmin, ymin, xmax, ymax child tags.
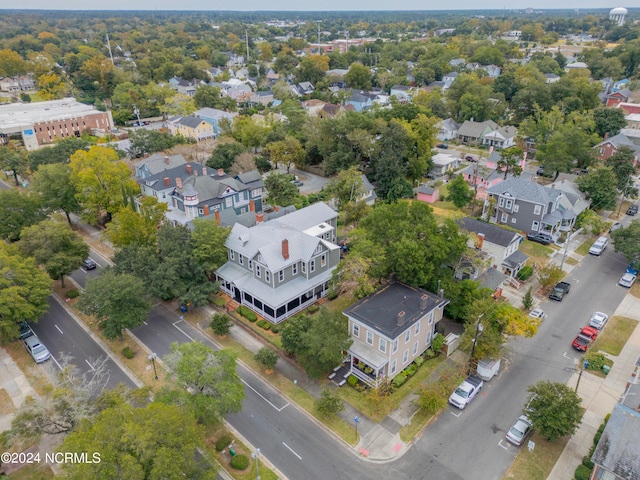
<box><xmin>346</xmin><ymin>338</ymin><xmax>389</xmax><ymax>388</ymax></box>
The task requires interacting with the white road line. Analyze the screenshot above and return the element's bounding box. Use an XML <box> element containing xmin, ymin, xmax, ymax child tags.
<box><xmin>51</xmin><ymin>355</ymin><xmax>62</xmax><ymax>371</ymax></box>
<box><xmin>450</xmin><ymin>411</ymin><xmax>462</xmax><ymax>418</ymax></box>
<box><xmin>242</xmin><ymin>379</ymin><xmax>289</xmax><ymax>412</ymax></box>
<box><xmin>563</xmin><ymin>352</ymin><xmax>570</xmax><ymax>359</ymax></box>
<box><xmin>282</xmin><ymin>442</ymin><xmax>302</xmax><ymax>460</ymax></box>
<box><xmin>142</xmin><ymin>320</ymin><xmax>148</xmax><ymax>326</ymax></box>
<box><xmin>54</xmin><ymin>324</ymin><xmax>63</xmax><ymax>334</ymax></box>
<box><xmin>172</xmin><ymin>320</ymin><xmax>194</xmax><ymax>341</ymax></box>
<box><xmin>498</xmin><ymin>440</ymin><xmax>509</xmax><ymax>450</ymax></box>
<box><xmin>85</xmin><ymin>359</ymin><xmax>96</xmax><ymax>371</ymax></box>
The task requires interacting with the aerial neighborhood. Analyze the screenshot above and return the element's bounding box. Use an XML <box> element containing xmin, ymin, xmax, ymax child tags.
<box><xmin>1</xmin><ymin>6</ymin><xmax>640</xmax><ymax>480</ymax></box>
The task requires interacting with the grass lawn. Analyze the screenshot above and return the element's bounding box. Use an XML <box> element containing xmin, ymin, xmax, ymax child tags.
<box><xmin>503</xmin><ymin>432</ymin><xmax>567</xmax><ymax>480</ymax></box>
<box><xmin>630</xmin><ymin>282</ymin><xmax>640</xmax><ymax>299</ymax></box>
<box><xmin>7</xmin><ymin>464</ymin><xmax>55</xmax><ymax>479</ymax></box>
<box><xmin>0</xmin><ymin>388</ymin><xmax>13</xmax><ymax>415</ymax></box>
<box><xmin>565</xmin><ymin>257</ymin><xmax>579</xmax><ymax>266</ymax></box>
<box><xmin>591</xmin><ymin>316</ymin><xmax>638</xmax><ymax>356</ymax></box>
<box><xmin>575</xmin><ymin>238</ymin><xmax>593</xmax><ymax>257</ymax></box>
<box><xmin>519</xmin><ymin>240</ymin><xmax>555</xmax><ymax>260</ymax></box>
<box><xmin>3</xmin><ymin>341</ymin><xmax>51</xmax><ymax>397</ymax></box>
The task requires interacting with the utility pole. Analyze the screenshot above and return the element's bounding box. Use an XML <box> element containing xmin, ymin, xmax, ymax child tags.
<box><xmin>345</xmin><ymin>30</ymin><xmax>349</xmax><ymax>53</ymax></box>
<box><xmin>560</xmin><ymin>226</ymin><xmax>572</xmax><ymax>271</ymax></box>
<box><xmin>245</xmin><ymin>29</ymin><xmax>250</xmax><ymax>63</ymax></box>
<box><xmin>105</xmin><ymin>33</ymin><xmax>115</xmax><ymax>65</ymax></box>
<box><xmin>317</xmin><ymin>21</ymin><xmax>321</xmax><ymax>54</ymax></box>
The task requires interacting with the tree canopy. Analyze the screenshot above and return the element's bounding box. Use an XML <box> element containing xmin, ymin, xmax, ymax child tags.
<box><xmin>526</xmin><ymin>381</ymin><xmax>583</xmax><ymax>441</ymax></box>
<box><xmin>611</xmin><ymin>220</ymin><xmax>640</xmax><ymax>265</ymax></box>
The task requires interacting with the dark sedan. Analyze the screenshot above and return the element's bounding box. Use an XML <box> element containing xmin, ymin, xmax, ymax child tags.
<box><xmin>526</xmin><ymin>233</ymin><xmax>551</xmax><ymax>245</ymax></box>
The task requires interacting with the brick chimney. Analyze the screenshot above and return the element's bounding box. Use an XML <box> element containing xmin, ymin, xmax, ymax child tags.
<box><xmin>420</xmin><ymin>294</ymin><xmax>428</xmax><ymax>310</ymax></box>
<box><xmin>282</xmin><ymin>239</ymin><xmax>289</xmax><ymax>260</ymax></box>
<box><xmin>397</xmin><ymin>311</ymin><xmax>406</xmax><ymax>327</ymax></box>
<box><xmin>164</xmin><ymin>177</ymin><xmax>170</xmax><ymax>187</ymax></box>
<box><xmin>217</xmin><ymin>168</ymin><xmax>224</xmax><ymax>177</ymax></box>
<box><xmin>164</xmin><ymin>156</ymin><xmax>170</xmax><ymax>164</ymax></box>
<box><xmin>256</xmin><ymin>213</ymin><xmax>264</xmax><ymax>223</ymax></box>
<box><xmin>176</xmin><ymin>177</ymin><xmax>183</xmax><ymax>189</ymax></box>
<box><xmin>249</xmin><ymin>200</ymin><xmax>255</xmax><ymax>212</ymax></box>
<box><xmin>476</xmin><ymin>233</ymin><xmax>485</xmax><ymax>249</ymax></box>
<box><xmin>274</xmin><ymin>205</ymin><xmax>279</xmax><ymax>212</ymax></box>
<box><xmin>214</xmin><ymin>209</ymin><xmax>221</xmax><ymax>225</ymax></box>
<box><xmin>186</xmin><ymin>164</ymin><xmax>192</xmax><ymax>175</ymax></box>
<box><xmin>202</xmin><ymin>166</ymin><xmax>207</xmax><ymax>176</ymax></box>
<box><xmin>203</xmin><ymin>205</ymin><xmax>209</xmax><ymax>216</ymax></box>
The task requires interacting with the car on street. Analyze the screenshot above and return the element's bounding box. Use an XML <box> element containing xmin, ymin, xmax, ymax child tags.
<box><xmin>291</xmin><ymin>179</ymin><xmax>304</xmax><ymax>187</ymax></box>
<box><xmin>505</xmin><ymin>415</ymin><xmax>533</xmax><ymax>446</ymax></box>
<box><xmin>436</xmin><ymin>143</ymin><xmax>449</xmax><ymax>149</ymax></box>
<box><xmin>83</xmin><ymin>258</ymin><xmax>97</xmax><ymax>270</ymax></box>
<box><xmin>528</xmin><ymin>308</ymin><xmax>547</xmax><ymax>321</ymax></box>
<box><xmin>588</xmin><ymin>312</ymin><xmax>609</xmax><ymax>330</ymax></box>
<box><xmin>609</xmin><ymin>222</ymin><xmax>622</xmax><ymax>233</ymax></box>
<box><xmin>619</xmin><ymin>272</ymin><xmax>637</xmax><ymax>288</ymax></box>
<box><xmin>18</xmin><ymin>321</ymin><xmax>34</xmax><ymax>340</ymax></box>
<box><xmin>627</xmin><ymin>205</ymin><xmax>639</xmax><ymax>216</ymax></box>
<box><xmin>22</xmin><ymin>334</ymin><xmax>51</xmax><ymax>363</ymax></box>
<box><xmin>588</xmin><ymin>236</ymin><xmax>608</xmax><ymax>256</ymax></box>
<box><xmin>526</xmin><ymin>233</ymin><xmax>551</xmax><ymax>245</ymax></box>
<box><xmin>465</xmin><ymin>155</ymin><xmax>478</xmax><ymax>162</ymax></box>
<box><xmin>572</xmin><ymin>326</ymin><xmax>599</xmax><ymax>352</ymax></box>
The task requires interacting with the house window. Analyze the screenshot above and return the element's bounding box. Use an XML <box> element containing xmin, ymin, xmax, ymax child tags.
<box><xmin>310</xmin><ymin>260</ymin><xmax>315</xmax><ymax>272</ymax></box>
<box><xmin>353</xmin><ymin>324</ymin><xmax>359</xmax><ymax>337</ymax></box>
<box><xmin>379</xmin><ymin>338</ymin><xmax>387</xmax><ymax>354</ymax></box>
<box><xmin>225</xmin><ymin>197</ymin><xmax>232</xmax><ymax>208</ymax></box>
<box><xmin>279</xmin><ymin>270</ymin><xmax>284</xmax><ymax>282</ymax></box>
<box><xmin>413</xmin><ymin>341</ymin><xmax>419</xmax><ymax>356</ymax></box>
<box><xmin>393</xmin><ymin>339</ymin><xmax>398</xmax><ymax>353</ymax></box>
<box><xmin>511</xmin><ymin>218</ymin><xmax>517</xmax><ymax>224</ymax></box>
<box><xmin>425</xmin><ymin>331</ymin><xmax>432</xmax><ymax>346</ymax></box>
<box><xmin>513</xmin><ymin>204</ymin><xmax>519</xmax><ymax>213</ymax></box>
<box><xmin>366</xmin><ymin>331</ymin><xmax>374</xmax><ymax>345</ymax></box>
<box><xmin>505</xmin><ymin>199</ymin><xmax>513</xmax><ymax>209</ymax></box>
<box><xmin>265</xmin><ymin>270</ymin><xmax>270</xmax><ymax>282</ymax></box>
<box><xmin>415</xmin><ymin>321</ymin><xmax>421</xmax><ymax>336</ymax></box>
<box><xmin>501</xmin><ymin>213</ymin><xmax>508</xmax><ymax>223</ymax></box>
<box><xmin>403</xmin><ymin>350</ymin><xmax>409</xmax><ymax>364</ymax></box>
<box><xmin>315</xmin><ymin>245</ymin><xmax>322</xmax><ymax>254</ymax></box>
<box><xmin>405</xmin><ymin>330</ymin><xmax>410</xmax><ymax>344</ymax></box>
<box><xmin>229</xmin><ymin>250</ymin><xmax>235</xmax><ymax>260</ymax></box>
<box><xmin>390</xmin><ymin>359</ymin><xmax>397</xmax><ymax>375</ymax></box>
<box><xmin>428</xmin><ymin>312</ymin><xmax>434</xmax><ymax>325</ymax></box>
<box><xmin>534</xmin><ymin>205</ymin><xmax>542</xmax><ymax>215</ymax></box>
<box><xmin>292</xmin><ymin>263</ymin><xmax>298</xmax><ymax>275</ymax></box>
<box><xmin>249</xmin><ymin>259</ymin><xmax>253</xmax><ymax>270</ymax></box>
<box><xmin>301</xmin><ymin>262</ymin><xmax>306</xmax><ymax>274</ymax></box>
<box><xmin>321</xmin><ymin>254</ymin><xmax>326</xmax><ymax>267</ymax></box>
<box><xmin>256</xmin><ymin>265</ymin><xmax>261</xmax><ymax>278</ymax></box>
<box><xmin>532</xmin><ymin>221</ymin><xmax>539</xmax><ymax>231</ymax></box>
<box><xmin>239</xmin><ymin>255</ymin><xmax>244</xmax><ymax>265</ymax></box>
<box><xmin>498</xmin><ymin>197</ymin><xmax>505</xmax><ymax>207</ymax></box>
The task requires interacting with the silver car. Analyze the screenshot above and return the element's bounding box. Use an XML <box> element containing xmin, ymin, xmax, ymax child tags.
<box><xmin>23</xmin><ymin>335</ymin><xmax>51</xmax><ymax>363</ymax></box>
<box><xmin>619</xmin><ymin>273</ymin><xmax>637</xmax><ymax>288</ymax></box>
<box><xmin>506</xmin><ymin>415</ymin><xmax>533</xmax><ymax>446</ymax></box>
<box><xmin>588</xmin><ymin>311</ymin><xmax>609</xmax><ymax>330</ymax></box>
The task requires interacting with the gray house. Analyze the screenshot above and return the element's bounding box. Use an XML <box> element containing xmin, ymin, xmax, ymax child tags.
<box><xmin>216</xmin><ymin>202</ymin><xmax>340</xmax><ymax>323</ymax></box>
<box><xmin>134</xmin><ymin>154</ymin><xmax>187</xmax><ymax>179</ymax></box>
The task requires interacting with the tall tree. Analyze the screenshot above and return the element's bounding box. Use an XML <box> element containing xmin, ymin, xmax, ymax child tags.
<box><xmin>190</xmin><ymin>218</ymin><xmax>230</xmax><ymax>279</ymax></box>
<box><xmin>593</xmin><ymin>107</ymin><xmax>627</xmax><ymax>138</ymax></box>
<box><xmin>77</xmin><ymin>271</ymin><xmax>151</xmax><ymax>340</ymax></box>
<box><xmin>264</xmin><ymin>172</ymin><xmax>300</xmax><ymax>207</ymax></box>
<box><xmin>0</xmin><ymin>190</ymin><xmax>45</xmax><ymax>242</ymax></box>
<box><xmin>31</xmin><ymin>163</ymin><xmax>80</xmax><ymax>225</ymax></box>
<box><xmin>105</xmin><ymin>198</ymin><xmax>167</xmax><ymax>249</ymax></box>
<box><xmin>606</xmin><ymin>146</ymin><xmax>638</xmax><ymax>195</ymax></box>
<box><xmin>60</xmin><ymin>402</ymin><xmax>215</xmax><ymax>480</ymax></box>
<box><xmin>163</xmin><ymin>342</ymin><xmax>244</xmax><ymax>421</ymax></box>
<box><xmin>496</xmin><ymin>146</ymin><xmax>524</xmax><ymax>180</ymax></box>
<box><xmin>0</xmin><ymin>145</ymin><xmax>29</xmax><ymax>186</ymax></box>
<box><xmin>264</xmin><ymin>135</ymin><xmax>305</xmax><ymax>173</ymax></box>
<box><xmin>297</xmin><ymin>55</ymin><xmax>330</xmax><ymax>84</ymax></box>
<box><xmin>447</xmin><ymin>174</ymin><xmax>474</xmax><ymax>208</ymax></box>
<box><xmin>327</xmin><ymin>166</ymin><xmax>364</xmax><ymax>210</ymax></box>
<box><xmin>0</xmin><ymin>244</ymin><xmax>51</xmax><ymax>341</ymax></box>
<box><xmin>18</xmin><ymin>220</ymin><xmax>89</xmax><ymax>288</ymax></box>
<box><xmin>611</xmin><ymin>220</ymin><xmax>640</xmax><ymax>265</ymax></box>
<box><xmin>69</xmin><ymin>146</ymin><xmax>140</xmax><ymax>224</ymax></box>
<box><xmin>526</xmin><ymin>381</ymin><xmax>583</xmax><ymax>441</ymax></box>
<box><xmin>576</xmin><ymin>167</ymin><xmax>619</xmax><ymax>211</ymax></box>
<box><xmin>345</xmin><ymin>63</ymin><xmax>373</xmax><ymax>91</ymax></box>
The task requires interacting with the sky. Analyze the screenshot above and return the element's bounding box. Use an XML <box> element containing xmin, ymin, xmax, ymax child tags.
<box><xmin>7</xmin><ymin>1</ymin><xmax>625</xmax><ymax>12</ymax></box>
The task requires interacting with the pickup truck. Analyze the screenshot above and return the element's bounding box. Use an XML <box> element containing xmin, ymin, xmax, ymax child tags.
<box><xmin>448</xmin><ymin>375</ymin><xmax>484</xmax><ymax>409</ymax></box>
<box><xmin>549</xmin><ymin>281</ymin><xmax>571</xmax><ymax>302</ymax></box>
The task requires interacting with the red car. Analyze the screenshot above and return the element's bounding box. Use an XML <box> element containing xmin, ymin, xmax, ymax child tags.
<box><xmin>572</xmin><ymin>326</ymin><xmax>598</xmax><ymax>352</ymax></box>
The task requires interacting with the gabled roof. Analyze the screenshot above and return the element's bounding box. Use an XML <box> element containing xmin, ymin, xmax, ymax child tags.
<box><xmin>438</xmin><ymin>118</ymin><xmax>460</xmax><ymax>131</ymax></box>
<box><xmin>134</xmin><ymin>154</ymin><xmax>187</xmax><ymax>176</ymax></box>
<box><xmin>487</xmin><ymin>177</ymin><xmax>562</xmax><ymax>205</ymax></box>
<box><xmin>178</xmin><ymin>115</ymin><xmax>208</xmax><ymax>128</ymax></box>
<box><xmin>591</xmin><ymin>403</ymin><xmax>640</xmax><ymax>479</ymax></box>
<box><xmin>456</xmin><ymin>217</ymin><xmax>522</xmax><ymax>248</ymax></box>
<box><xmin>457</xmin><ymin>120</ymin><xmax>499</xmax><ymax>138</ymax></box>
<box><xmin>595</xmin><ymin>133</ymin><xmax>640</xmax><ymax>153</ymax></box>
<box><xmin>235</xmin><ymin>170</ymin><xmax>262</xmax><ymax>184</ymax></box>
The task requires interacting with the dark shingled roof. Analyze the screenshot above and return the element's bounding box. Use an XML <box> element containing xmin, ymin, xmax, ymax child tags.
<box><xmin>591</xmin><ymin>403</ymin><xmax>640</xmax><ymax>479</ymax></box>
<box><xmin>457</xmin><ymin>217</ymin><xmax>521</xmax><ymax>248</ymax></box>
<box><xmin>343</xmin><ymin>282</ymin><xmax>449</xmax><ymax>340</ymax></box>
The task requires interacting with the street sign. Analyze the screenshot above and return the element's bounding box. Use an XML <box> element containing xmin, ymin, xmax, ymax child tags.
<box><xmin>354</xmin><ymin>416</ymin><xmax>359</xmax><ymax>424</ymax></box>
<box><xmin>528</xmin><ymin>440</ymin><xmax>535</xmax><ymax>452</ymax></box>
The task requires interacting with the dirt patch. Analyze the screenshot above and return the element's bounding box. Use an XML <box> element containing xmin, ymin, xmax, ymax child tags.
<box><xmin>0</xmin><ymin>388</ymin><xmax>14</xmax><ymax>414</ymax></box>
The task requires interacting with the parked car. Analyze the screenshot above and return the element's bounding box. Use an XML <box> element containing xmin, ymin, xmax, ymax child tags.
<box><xmin>22</xmin><ymin>335</ymin><xmax>51</xmax><ymax>363</ymax></box>
<box><xmin>627</xmin><ymin>205</ymin><xmax>639</xmax><ymax>216</ymax></box>
<box><xmin>588</xmin><ymin>236</ymin><xmax>608</xmax><ymax>256</ymax></box>
<box><xmin>536</xmin><ymin>166</ymin><xmax>553</xmax><ymax>178</ymax></box>
<box><xmin>526</xmin><ymin>233</ymin><xmax>551</xmax><ymax>245</ymax></box>
<box><xmin>448</xmin><ymin>375</ymin><xmax>483</xmax><ymax>409</ymax></box>
<box><xmin>436</xmin><ymin>143</ymin><xmax>449</xmax><ymax>149</ymax></box>
<box><xmin>18</xmin><ymin>321</ymin><xmax>34</xmax><ymax>340</ymax></box>
<box><xmin>83</xmin><ymin>258</ymin><xmax>97</xmax><ymax>270</ymax></box>
<box><xmin>619</xmin><ymin>272</ymin><xmax>637</xmax><ymax>288</ymax></box>
<box><xmin>505</xmin><ymin>415</ymin><xmax>533</xmax><ymax>446</ymax></box>
<box><xmin>465</xmin><ymin>155</ymin><xmax>478</xmax><ymax>162</ymax></box>
<box><xmin>549</xmin><ymin>281</ymin><xmax>571</xmax><ymax>302</ymax></box>
<box><xmin>528</xmin><ymin>308</ymin><xmax>547</xmax><ymax>321</ymax></box>
<box><xmin>572</xmin><ymin>326</ymin><xmax>598</xmax><ymax>352</ymax></box>
<box><xmin>291</xmin><ymin>179</ymin><xmax>304</xmax><ymax>187</ymax></box>
<box><xmin>588</xmin><ymin>311</ymin><xmax>609</xmax><ymax>330</ymax></box>
<box><xmin>609</xmin><ymin>222</ymin><xmax>622</xmax><ymax>233</ymax></box>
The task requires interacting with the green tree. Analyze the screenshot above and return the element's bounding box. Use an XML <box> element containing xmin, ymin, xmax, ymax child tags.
<box><xmin>105</xmin><ymin>198</ymin><xmax>167</xmax><ymax>249</ymax></box>
<box><xmin>0</xmin><ymin>189</ymin><xmax>45</xmax><ymax>242</ymax></box>
<box><xmin>264</xmin><ymin>172</ymin><xmax>300</xmax><ymax>207</ymax></box>
<box><xmin>315</xmin><ymin>386</ymin><xmax>345</xmax><ymax>418</ymax></box>
<box><xmin>164</xmin><ymin>342</ymin><xmax>244</xmax><ymax>421</ymax></box>
<box><xmin>18</xmin><ymin>220</ymin><xmax>89</xmax><ymax>288</ymax></box>
<box><xmin>60</xmin><ymin>403</ymin><xmax>215</xmax><ymax>480</ymax></box>
<box><xmin>0</xmin><ymin>244</ymin><xmax>51</xmax><ymax>341</ymax></box>
<box><xmin>593</xmin><ymin>107</ymin><xmax>627</xmax><ymax>138</ymax></box>
<box><xmin>297</xmin><ymin>55</ymin><xmax>330</xmax><ymax>84</ymax></box>
<box><xmin>447</xmin><ymin>174</ymin><xmax>474</xmax><ymax>208</ymax></box>
<box><xmin>606</xmin><ymin>146</ymin><xmax>638</xmax><ymax>195</ymax></box>
<box><xmin>345</xmin><ymin>63</ymin><xmax>372</xmax><ymax>91</ymax></box>
<box><xmin>77</xmin><ymin>271</ymin><xmax>151</xmax><ymax>340</ymax></box>
<box><xmin>28</xmin><ymin>137</ymin><xmax>91</xmax><ymax>170</ymax></box>
<box><xmin>576</xmin><ymin>167</ymin><xmax>618</xmax><ymax>211</ymax></box>
<box><xmin>127</xmin><ymin>129</ymin><xmax>192</xmax><ymax>158</ymax></box>
<box><xmin>254</xmin><ymin>347</ymin><xmax>279</xmax><ymax>371</ymax></box>
<box><xmin>69</xmin><ymin>146</ymin><xmax>140</xmax><ymax>223</ymax></box>
<box><xmin>206</xmin><ymin>141</ymin><xmax>246</xmax><ymax>171</ymax></box>
<box><xmin>210</xmin><ymin>313</ymin><xmax>232</xmax><ymax>336</ymax></box>
<box><xmin>264</xmin><ymin>136</ymin><xmax>305</xmax><ymax>173</ymax></box>
<box><xmin>31</xmin><ymin>163</ymin><xmax>80</xmax><ymax>225</ymax></box>
<box><xmin>496</xmin><ymin>146</ymin><xmax>523</xmax><ymax>180</ymax></box>
<box><xmin>0</xmin><ymin>49</ymin><xmax>28</xmax><ymax>76</ymax></box>
<box><xmin>611</xmin><ymin>220</ymin><xmax>640</xmax><ymax>265</ymax></box>
<box><xmin>526</xmin><ymin>381</ymin><xmax>583</xmax><ymax>441</ymax></box>
<box><xmin>0</xmin><ymin>146</ymin><xmax>29</xmax><ymax>186</ymax></box>
<box><xmin>327</xmin><ymin>166</ymin><xmax>364</xmax><ymax>209</ymax></box>
<box><xmin>280</xmin><ymin>314</ymin><xmax>313</xmax><ymax>356</ymax></box>
<box><xmin>191</xmin><ymin>218</ymin><xmax>230</xmax><ymax>278</ymax></box>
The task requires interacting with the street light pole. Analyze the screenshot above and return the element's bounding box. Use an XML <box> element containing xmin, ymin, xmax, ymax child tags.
<box><xmin>469</xmin><ymin>314</ymin><xmax>484</xmax><ymax>374</ymax></box>
<box><xmin>251</xmin><ymin>448</ymin><xmax>261</xmax><ymax>480</ymax></box>
<box><xmin>148</xmin><ymin>353</ymin><xmax>158</xmax><ymax>380</ymax></box>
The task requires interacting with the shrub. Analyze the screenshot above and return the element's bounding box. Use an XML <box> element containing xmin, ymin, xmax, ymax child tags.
<box><xmin>212</xmin><ymin>297</ymin><xmax>226</xmax><ymax>307</ymax></box>
<box><xmin>347</xmin><ymin>374</ymin><xmax>358</xmax><ymax>387</ymax></box>
<box><xmin>122</xmin><ymin>346</ymin><xmax>135</xmax><ymax>359</ymax></box>
<box><xmin>392</xmin><ymin>373</ymin><xmax>407</xmax><ymax>388</ymax></box>
<box><xmin>418</xmin><ymin>388</ymin><xmax>447</xmax><ymax>415</ymax></box>
<box><xmin>522</xmin><ymin>286</ymin><xmax>534</xmax><ymax>311</ymax></box>
<box><xmin>270</xmin><ymin>324</ymin><xmax>280</xmax><ymax>334</ymax></box>
<box><xmin>66</xmin><ymin>289</ymin><xmax>80</xmax><ymax>299</ymax></box>
<box><xmin>215</xmin><ymin>435</ymin><xmax>231</xmax><ymax>452</ymax></box>
<box><xmin>413</xmin><ymin>356</ymin><xmax>424</xmax><ymax>367</ymax></box>
<box><xmin>327</xmin><ymin>289</ymin><xmax>339</xmax><ymax>300</ymax></box>
<box><xmin>254</xmin><ymin>347</ymin><xmax>278</xmax><ymax>370</ymax></box>
<box><xmin>585</xmin><ymin>352</ymin><xmax>610</xmax><ymax>372</ymax></box>
<box><xmin>574</xmin><ymin>464</ymin><xmax>591</xmax><ymax>480</ymax></box>
<box><xmin>581</xmin><ymin>456</ymin><xmax>594</xmax><ymax>470</ymax></box>
<box><xmin>260</xmin><ymin>322</ymin><xmax>271</xmax><ymax>331</ymax></box>
<box><xmin>517</xmin><ymin>266</ymin><xmax>534</xmax><ymax>281</ymax></box>
<box><xmin>404</xmin><ymin>364</ymin><xmax>417</xmax><ymax>377</ymax></box>
<box><xmin>230</xmin><ymin>454</ymin><xmax>249</xmax><ymax>470</ymax></box>
<box><xmin>210</xmin><ymin>313</ymin><xmax>232</xmax><ymax>336</ymax></box>
<box><xmin>431</xmin><ymin>333</ymin><xmax>446</xmax><ymax>353</ymax></box>
<box><xmin>256</xmin><ymin>319</ymin><xmax>267</xmax><ymax>328</ymax></box>
<box><xmin>307</xmin><ymin>304</ymin><xmax>320</xmax><ymax>314</ymax></box>
<box><xmin>315</xmin><ymin>386</ymin><xmax>345</xmax><ymax>418</ymax></box>
<box><xmin>237</xmin><ymin>306</ymin><xmax>258</xmax><ymax>322</ymax></box>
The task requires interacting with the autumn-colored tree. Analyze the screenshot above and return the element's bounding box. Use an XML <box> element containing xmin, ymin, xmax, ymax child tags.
<box><xmin>105</xmin><ymin>197</ymin><xmax>167</xmax><ymax>249</ymax></box>
<box><xmin>264</xmin><ymin>136</ymin><xmax>305</xmax><ymax>173</ymax></box>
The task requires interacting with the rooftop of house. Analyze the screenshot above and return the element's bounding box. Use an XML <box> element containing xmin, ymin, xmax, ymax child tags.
<box><xmin>456</xmin><ymin>217</ymin><xmax>522</xmax><ymax>248</ymax></box>
<box><xmin>457</xmin><ymin>119</ymin><xmax>500</xmax><ymax>138</ymax></box>
<box><xmin>486</xmin><ymin>177</ymin><xmax>562</xmax><ymax>205</ymax></box>
<box><xmin>178</xmin><ymin>115</ymin><xmax>208</xmax><ymax>129</ymax></box>
<box><xmin>591</xmin><ymin>403</ymin><xmax>640</xmax><ymax>479</ymax></box>
<box><xmin>134</xmin><ymin>154</ymin><xmax>187</xmax><ymax>176</ymax></box>
<box><xmin>343</xmin><ymin>282</ymin><xmax>449</xmax><ymax>340</ymax></box>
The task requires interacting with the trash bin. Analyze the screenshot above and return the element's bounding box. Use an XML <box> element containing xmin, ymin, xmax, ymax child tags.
<box><xmin>602</xmin><ymin>364</ymin><xmax>611</xmax><ymax>374</ymax></box>
<box><xmin>180</xmin><ymin>304</ymin><xmax>187</xmax><ymax>313</ymax></box>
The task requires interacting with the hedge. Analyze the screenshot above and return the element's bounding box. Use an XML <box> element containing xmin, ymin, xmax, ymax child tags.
<box><xmin>237</xmin><ymin>306</ymin><xmax>257</xmax><ymax>322</ymax></box>
<box><xmin>230</xmin><ymin>454</ymin><xmax>249</xmax><ymax>470</ymax></box>
<box><xmin>66</xmin><ymin>289</ymin><xmax>80</xmax><ymax>299</ymax></box>
<box><xmin>347</xmin><ymin>374</ymin><xmax>358</xmax><ymax>387</ymax></box>
<box><xmin>215</xmin><ymin>435</ymin><xmax>231</xmax><ymax>452</ymax></box>
<box><xmin>392</xmin><ymin>373</ymin><xmax>407</xmax><ymax>388</ymax></box>
<box><xmin>517</xmin><ymin>266</ymin><xmax>534</xmax><ymax>281</ymax></box>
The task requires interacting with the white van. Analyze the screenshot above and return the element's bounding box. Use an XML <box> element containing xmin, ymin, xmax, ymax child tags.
<box><xmin>589</xmin><ymin>236</ymin><xmax>608</xmax><ymax>256</ymax></box>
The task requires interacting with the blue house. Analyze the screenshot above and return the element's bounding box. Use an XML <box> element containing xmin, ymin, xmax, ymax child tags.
<box><xmin>347</xmin><ymin>92</ymin><xmax>375</xmax><ymax>112</ymax></box>
<box><xmin>193</xmin><ymin>108</ymin><xmax>238</xmax><ymax>138</ymax></box>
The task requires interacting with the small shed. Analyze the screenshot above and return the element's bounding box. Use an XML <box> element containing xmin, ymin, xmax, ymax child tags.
<box><xmin>417</xmin><ymin>185</ymin><xmax>439</xmax><ymax>204</ymax></box>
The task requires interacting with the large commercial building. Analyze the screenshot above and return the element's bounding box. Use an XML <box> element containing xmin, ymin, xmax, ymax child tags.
<box><xmin>0</xmin><ymin>98</ymin><xmax>114</xmax><ymax>150</ymax></box>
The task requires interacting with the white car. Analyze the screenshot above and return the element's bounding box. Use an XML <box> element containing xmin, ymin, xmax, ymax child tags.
<box><xmin>506</xmin><ymin>415</ymin><xmax>533</xmax><ymax>446</ymax></box>
<box><xmin>588</xmin><ymin>311</ymin><xmax>609</xmax><ymax>330</ymax></box>
<box><xmin>528</xmin><ymin>308</ymin><xmax>547</xmax><ymax>321</ymax></box>
<box><xmin>619</xmin><ymin>272</ymin><xmax>637</xmax><ymax>288</ymax></box>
